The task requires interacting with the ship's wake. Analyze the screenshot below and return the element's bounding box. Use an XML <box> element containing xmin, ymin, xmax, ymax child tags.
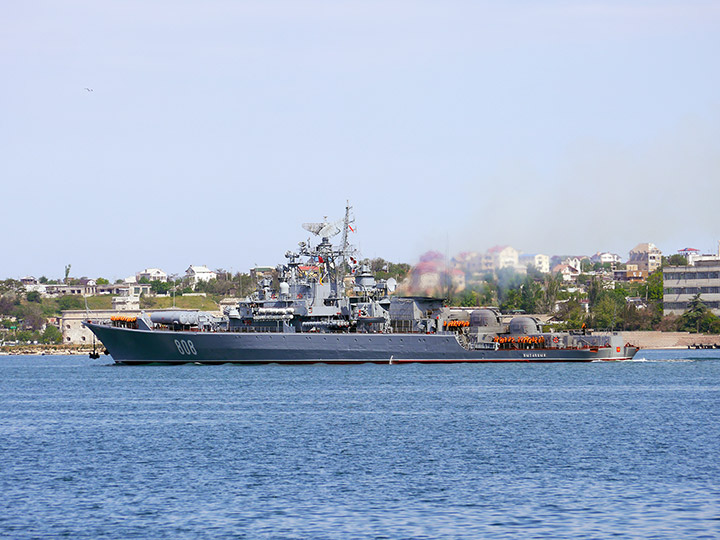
<box><xmin>625</xmin><ymin>356</ymin><xmax>695</xmax><ymax>363</ymax></box>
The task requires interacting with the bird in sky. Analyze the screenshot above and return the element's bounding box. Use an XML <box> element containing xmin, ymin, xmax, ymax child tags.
<box><xmin>84</xmin><ymin>87</ymin><xmax>93</xmax><ymax>92</ymax></box>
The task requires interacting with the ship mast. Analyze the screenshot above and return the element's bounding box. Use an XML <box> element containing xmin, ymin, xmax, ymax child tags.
<box><xmin>300</xmin><ymin>203</ymin><xmax>355</xmax><ymax>297</ymax></box>
<box><xmin>339</xmin><ymin>200</ymin><xmax>355</xmax><ymax>282</ymax></box>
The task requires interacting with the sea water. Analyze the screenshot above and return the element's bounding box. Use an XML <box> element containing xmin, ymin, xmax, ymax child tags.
<box><xmin>1</xmin><ymin>350</ymin><xmax>719</xmax><ymax>539</ymax></box>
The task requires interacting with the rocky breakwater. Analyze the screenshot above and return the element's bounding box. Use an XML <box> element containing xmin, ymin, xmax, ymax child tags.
<box><xmin>0</xmin><ymin>344</ymin><xmax>100</xmax><ymax>356</ymax></box>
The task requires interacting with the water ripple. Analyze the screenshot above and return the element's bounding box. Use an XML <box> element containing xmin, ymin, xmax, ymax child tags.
<box><xmin>0</xmin><ymin>353</ymin><xmax>719</xmax><ymax>539</ymax></box>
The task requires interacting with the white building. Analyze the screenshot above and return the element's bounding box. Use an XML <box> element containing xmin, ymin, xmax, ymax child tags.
<box><xmin>563</xmin><ymin>257</ymin><xmax>584</xmax><ymax>271</ymax></box>
<box><xmin>553</xmin><ymin>263</ymin><xmax>581</xmax><ymax>282</ymax></box>
<box><xmin>519</xmin><ymin>254</ymin><xmax>550</xmax><ymax>274</ymax></box>
<box><xmin>486</xmin><ymin>246</ymin><xmax>519</xmax><ymax>270</ymax></box>
<box><xmin>591</xmin><ymin>252</ymin><xmax>622</xmax><ymax>265</ymax></box>
<box><xmin>24</xmin><ymin>283</ymin><xmax>48</xmax><ymax>295</ymax></box>
<box><xmin>186</xmin><ymin>265</ymin><xmax>217</xmax><ymax>287</ymax></box>
<box><xmin>136</xmin><ymin>268</ymin><xmax>168</xmax><ymax>282</ymax></box>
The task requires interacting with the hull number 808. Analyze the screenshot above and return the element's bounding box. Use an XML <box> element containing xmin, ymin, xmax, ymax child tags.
<box><xmin>174</xmin><ymin>339</ymin><xmax>197</xmax><ymax>355</ymax></box>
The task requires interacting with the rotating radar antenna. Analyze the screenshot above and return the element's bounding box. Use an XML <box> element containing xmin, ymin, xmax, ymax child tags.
<box><xmin>302</xmin><ymin>218</ymin><xmax>341</xmax><ymax>238</ymax></box>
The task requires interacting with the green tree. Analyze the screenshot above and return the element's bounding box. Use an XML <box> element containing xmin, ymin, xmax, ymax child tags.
<box><xmin>620</xmin><ymin>303</ymin><xmax>652</xmax><ymax>331</ymax></box>
<box><xmin>705</xmin><ymin>314</ymin><xmax>720</xmax><ymax>334</ymax></box>
<box><xmin>592</xmin><ymin>294</ymin><xmax>624</xmax><ymax>329</ymax></box>
<box><xmin>96</xmin><ymin>277</ymin><xmax>110</xmax><ymax>285</ymax></box>
<box><xmin>365</xmin><ymin>259</ymin><xmax>411</xmax><ymax>283</ymax></box>
<box><xmin>587</xmin><ymin>277</ymin><xmax>603</xmax><ymax>309</ymax></box>
<box><xmin>0</xmin><ymin>280</ymin><xmax>23</xmax><ymax>294</ymax></box>
<box><xmin>536</xmin><ymin>274</ymin><xmax>561</xmax><ymax>314</ymax></box>
<box><xmin>640</xmin><ymin>270</ymin><xmax>664</xmax><ymax>302</ymax></box>
<box><xmin>678</xmin><ymin>294</ymin><xmax>710</xmax><ymax>333</ymax></box>
<box><xmin>234</xmin><ymin>273</ymin><xmax>254</xmax><ymax>297</ymax></box>
<box><xmin>495</xmin><ymin>268</ymin><xmax>525</xmax><ymax>307</ymax></box>
<box><xmin>369</xmin><ymin>258</ymin><xmax>387</xmax><ymax>274</ymax></box>
<box><xmin>41</xmin><ymin>300</ymin><xmax>59</xmax><ymax>317</ymax></box>
<box><xmin>479</xmin><ymin>282</ymin><xmax>497</xmax><ymax>305</ymax></box>
<box><xmin>455</xmin><ymin>281</ymin><xmax>497</xmax><ymax>306</ymax></box>
<box><xmin>26</xmin><ymin>291</ymin><xmax>42</xmax><ymax>303</ymax></box>
<box><xmin>500</xmin><ymin>288</ymin><xmax>523</xmax><ymax>312</ymax></box>
<box><xmin>555</xmin><ymin>297</ymin><xmax>586</xmax><ymax>329</ymax></box>
<box><xmin>517</xmin><ymin>277</ymin><xmax>541</xmax><ymax>313</ymax></box>
<box><xmin>0</xmin><ymin>295</ymin><xmax>17</xmax><ymax>316</ymax></box>
<box><xmin>17</xmin><ymin>303</ymin><xmax>45</xmax><ymax>331</ymax></box>
<box><xmin>16</xmin><ymin>329</ymin><xmax>38</xmax><ymax>343</ymax></box>
<box><xmin>455</xmin><ymin>288</ymin><xmax>480</xmax><ymax>307</ymax></box>
<box><xmin>150</xmin><ymin>280</ymin><xmax>173</xmax><ymax>295</ymax></box>
<box><xmin>664</xmin><ymin>254</ymin><xmax>688</xmax><ymax>267</ymax></box>
<box><xmin>41</xmin><ymin>325</ymin><xmax>62</xmax><ymax>344</ymax></box>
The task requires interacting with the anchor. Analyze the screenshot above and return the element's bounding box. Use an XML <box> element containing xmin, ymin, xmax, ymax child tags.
<box><xmin>89</xmin><ymin>333</ymin><xmax>100</xmax><ymax>359</ymax></box>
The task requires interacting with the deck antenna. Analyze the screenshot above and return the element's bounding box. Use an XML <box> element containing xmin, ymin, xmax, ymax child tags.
<box><xmin>445</xmin><ymin>232</ymin><xmax>451</xmax><ymax>303</ymax></box>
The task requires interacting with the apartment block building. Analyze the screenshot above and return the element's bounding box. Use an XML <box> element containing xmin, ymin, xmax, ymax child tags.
<box><xmin>628</xmin><ymin>243</ymin><xmax>662</xmax><ymax>273</ymax></box>
<box><xmin>663</xmin><ymin>260</ymin><xmax>720</xmax><ymax>315</ymax></box>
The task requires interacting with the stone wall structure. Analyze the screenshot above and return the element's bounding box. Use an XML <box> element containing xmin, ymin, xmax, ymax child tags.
<box><xmin>60</xmin><ymin>310</ymin><xmax>142</xmax><ymax>345</ymax></box>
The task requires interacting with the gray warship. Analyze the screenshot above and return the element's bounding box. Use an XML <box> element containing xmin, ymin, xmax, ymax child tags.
<box><xmin>84</xmin><ymin>205</ymin><xmax>638</xmax><ymax>364</ymax></box>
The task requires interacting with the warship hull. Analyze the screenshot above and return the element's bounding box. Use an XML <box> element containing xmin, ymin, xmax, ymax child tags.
<box><xmin>85</xmin><ymin>323</ymin><xmax>638</xmax><ymax>365</ymax></box>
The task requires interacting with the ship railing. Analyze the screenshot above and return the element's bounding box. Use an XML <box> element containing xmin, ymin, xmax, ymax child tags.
<box><xmin>466</xmin><ymin>341</ymin><xmax>497</xmax><ymax>351</ymax></box>
<box><xmin>569</xmin><ymin>329</ymin><xmax>622</xmax><ymax>336</ymax></box>
<box><xmin>390</xmin><ymin>320</ymin><xmax>437</xmax><ymax>334</ymax></box>
<box><xmin>230</xmin><ymin>326</ymin><xmax>283</xmax><ymax>333</ymax></box>
<box><xmin>573</xmin><ymin>336</ymin><xmax>611</xmax><ymax>349</ymax></box>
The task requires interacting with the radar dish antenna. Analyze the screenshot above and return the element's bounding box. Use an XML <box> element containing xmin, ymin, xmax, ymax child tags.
<box><xmin>302</xmin><ymin>219</ymin><xmax>341</xmax><ymax>238</ymax></box>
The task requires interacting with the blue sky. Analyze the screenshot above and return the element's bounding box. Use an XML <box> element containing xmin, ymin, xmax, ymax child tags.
<box><xmin>2</xmin><ymin>1</ymin><xmax>719</xmax><ymax>280</ymax></box>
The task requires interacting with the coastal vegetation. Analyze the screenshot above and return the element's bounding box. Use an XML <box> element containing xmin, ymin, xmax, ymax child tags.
<box><xmin>439</xmin><ymin>259</ymin><xmax>717</xmax><ymax>333</ymax></box>
<box><xmin>676</xmin><ymin>294</ymin><xmax>720</xmax><ymax>334</ymax></box>
<box><xmin>2</xmin><ymin>252</ymin><xmax>720</xmax><ymax>347</ymax></box>
<box><xmin>138</xmin><ymin>295</ymin><xmax>220</xmax><ymax>311</ymax></box>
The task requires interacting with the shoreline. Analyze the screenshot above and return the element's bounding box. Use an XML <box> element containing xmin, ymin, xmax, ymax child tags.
<box><xmin>0</xmin><ymin>345</ymin><xmax>101</xmax><ymax>356</ymax></box>
<box><xmin>3</xmin><ymin>330</ymin><xmax>720</xmax><ymax>356</ymax></box>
